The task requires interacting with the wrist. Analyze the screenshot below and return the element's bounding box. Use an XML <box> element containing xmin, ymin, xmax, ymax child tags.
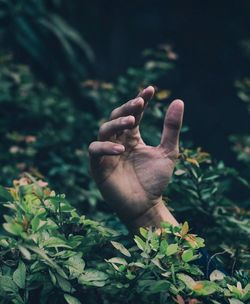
<box><xmin>125</xmin><ymin>199</ymin><xmax>178</xmax><ymax>232</ymax></box>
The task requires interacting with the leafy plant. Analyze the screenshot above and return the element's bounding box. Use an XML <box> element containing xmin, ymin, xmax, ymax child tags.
<box><xmin>0</xmin><ymin>177</ymin><xmax>249</xmax><ymax>303</ymax></box>
<box><xmin>0</xmin><ymin>55</ymin><xmax>100</xmax><ymax>211</ymax></box>
<box><xmin>0</xmin><ymin>0</ymin><xmax>94</xmax><ymax>90</ymax></box>
<box><xmin>166</xmin><ymin>148</ymin><xmax>250</xmax><ymax>270</ymax></box>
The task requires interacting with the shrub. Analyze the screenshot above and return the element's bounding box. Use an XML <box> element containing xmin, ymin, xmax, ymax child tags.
<box><xmin>0</xmin><ymin>0</ymin><xmax>94</xmax><ymax>91</ymax></box>
<box><xmin>0</xmin><ymin>177</ymin><xmax>249</xmax><ymax>304</ymax></box>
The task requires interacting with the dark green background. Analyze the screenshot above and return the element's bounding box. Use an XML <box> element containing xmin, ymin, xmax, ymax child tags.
<box><xmin>7</xmin><ymin>1</ymin><xmax>250</xmax><ymax>163</ymax></box>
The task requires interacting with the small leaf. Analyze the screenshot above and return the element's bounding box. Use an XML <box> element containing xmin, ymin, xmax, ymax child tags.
<box><xmin>209</xmin><ymin>270</ymin><xmax>225</xmax><ymax>281</ymax></box>
<box><xmin>49</xmin><ymin>270</ymin><xmax>57</xmax><ymax>285</ymax></box>
<box><xmin>151</xmin><ymin>258</ymin><xmax>165</xmax><ymax>270</ymax></box>
<box><xmin>64</xmin><ymin>294</ymin><xmax>82</xmax><ymax>304</ymax></box>
<box><xmin>160</xmin><ymin>239</ymin><xmax>168</xmax><ymax>254</ymax></box>
<box><xmin>186</xmin><ymin>158</ymin><xmax>199</xmax><ymax>167</ymax></box>
<box><xmin>106</xmin><ymin>257</ymin><xmax>128</xmax><ymax>265</ymax></box>
<box><xmin>78</xmin><ymin>269</ymin><xmax>108</xmax><ymax>283</ymax></box>
<box><xmin>56</xmin><ymin>274</ymin><xmax>72</xmax><ymax>292</ymax></box>
<box><xmin>13</xmin><ymin>261</ymin><xmax>26</xmax><ymax>289</ymax></box>
<box><xmin>182</xmin><ymin>249</ymin><xmax>194</xmax><ymax>262</ymax></box>
<box><xmin>111</xmin><ymin>241</ymin><xmax>131</xmax><ymax>257</ymax></box>
<box><xmin>177</xmin><ymin>273</ymin><xmax>196</xmax><ymax>289</ymax></box>
<box><xmin>0</xmin><ymin>275</ymin><xmax>18</xmax><ymax>293</ymax></box>
<box><xmin>43</xmin><ymin>237</ymin><xmax>72</xmax><ymax>249</ymax></box>
<box><xmin>3</xmin><ymin>223</ymin><xmax>23</xmax><ymax>236</ymax></box>
<box><xmin>18</xmin><ymin>245</ymin><xmax>31</xmax><ymax>260</ymax></box>
<box><xmin>181</xmin><ymin>221</ymin><xmax>189</xmax><ymax>236</ymax></box>
<box><xmin>193</xmin><ymin>281</ymin><xmax>218</xmax><ymax>296</ymax></box>
<box><xmin>134</xmin><ymin>236</ymin><xmax>146</xmax><ymax>251</ymax></box>
<box><xmin>166</xmin><ymin>243</ymin><xmax>178</xmax><ymax>256</ymax></box>
<box><xmin>229</xmin><ymin>299</ymin><xmax>244</xmax><ymax>304</ymax></box>
<box><xmin>174</xmin><ymin>169</ymin><xmax>186</xmax><ymax>176</ymax></box>
<box><xmin>149</xmin><ymin>280</ymin><xmax>170</xmax><ymax>293</ymax></box>
<box><xmin>65</xmin><ymin>253</ymin><xmax>85</xmax><ymax>278</ymax></box>
<box><xmin>139</xmin><ymin>227</ymin><xmax>148</xmax><ymax>238</ymax></box>
<box><xmin>0</xmin><ymin>186</ymin><xmax>13</xmax><ymax>202</ymax></box>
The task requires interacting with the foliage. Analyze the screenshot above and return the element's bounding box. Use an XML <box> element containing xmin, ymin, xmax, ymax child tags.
<box><xmin>229</xmin><ymin>39</ymin><xmax>250</xmax><ymax>181</ymax></box>
<box><xmin>0</xmin><ymin>0</ymin><xmax>94</xmax><ymax>90</ymax></box>
<box><xmin>0</xmin><ymin>54</ymin><xmax>101</xmax><ymax>212</ymax></box>
<box><xmin>0</xmin><ymin>178</ymin><xmax>249</xmax><ymax>304</ymax></box>
<box><xmin>231</xmin><ymin>40</ymin><xmax>250</xmax><ymax>168</ymax></box>
<box><xmin>168</xmin><ymin>148</ymin><xmax>250</xmax><ymax>270</ymax></box>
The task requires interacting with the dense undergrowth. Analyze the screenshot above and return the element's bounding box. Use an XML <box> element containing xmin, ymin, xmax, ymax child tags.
<box><xmin>0</xmin><ymin>177</ymin><xmax>249</xmax><ymax>303</ymax></box>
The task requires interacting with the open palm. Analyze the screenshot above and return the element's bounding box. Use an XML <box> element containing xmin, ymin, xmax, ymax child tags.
<box><xmin>89</xmin><ymin>86</ymin><xmax>184</xmax><ymax>226</ymax></box>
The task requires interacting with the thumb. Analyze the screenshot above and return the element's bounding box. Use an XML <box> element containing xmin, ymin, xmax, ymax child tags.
<box><xmin>160</xmin><ymin>99</ymin><xmax>184</xmax><ymax>152</ymax></box>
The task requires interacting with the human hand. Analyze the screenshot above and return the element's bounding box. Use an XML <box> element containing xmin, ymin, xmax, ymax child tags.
<box><xmin>88</xmin><ymin>86</ymin><xmax>184</xmax><ymax>230</ymax></box>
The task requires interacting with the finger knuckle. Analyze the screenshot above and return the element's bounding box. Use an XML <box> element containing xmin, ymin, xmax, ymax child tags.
<box><xmin>99</xmin><ymin>124</ymin><xmax>106</xmax><ymax>136</ymax></box>
<box><xmin>88</xmin><ymin>142</ymin><xmax>95</xmax><ymax>154</ymax></box>
<box><xmin>118</xmin><ymin>117</ymin><xmax>124</xmax><ymax>124</ymax></box>
<box><xmin>110</xmin><ymin>108</ymin><xmax>118</xmax><ymax>119</ymax></box>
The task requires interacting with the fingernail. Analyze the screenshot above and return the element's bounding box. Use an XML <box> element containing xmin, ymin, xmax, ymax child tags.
<box><xmin>113</xmin><ymin>145</ymin><xmax>125</xmax><ymax>153</ymax></box>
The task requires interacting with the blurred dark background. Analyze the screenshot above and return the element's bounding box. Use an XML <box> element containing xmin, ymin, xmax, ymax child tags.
<box><xmin>3</xmin><ymin>1</ymin><xmax>250</xmax><ymax>162</ymax></box>
<box><xmin>77</xmin><ymin>1</ymin><xmax>250</xmax><ymax>164</ymax></box>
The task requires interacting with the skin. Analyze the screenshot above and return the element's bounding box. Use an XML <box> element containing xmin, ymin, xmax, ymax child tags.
<box><xmin>88</xmin><ymin>86</ymin><xmax>184</xmax><ymax>231</ymax></box>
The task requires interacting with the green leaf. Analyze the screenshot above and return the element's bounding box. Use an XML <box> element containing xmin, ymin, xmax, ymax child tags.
<box><xmin>65</xmin><ymin>254</ymin><xmax>85</xmax><ymax>279</ymax></box>
<box><xmin>229</xmin><ymin>299</ymin><xmax>244</xmax><ymax>304</ymax></box>
<box><xmin>192</xmin><ymin>281</ymin><xmax>218</xmax><ymax>296</ymax></box>
<box><xmin>3</xmin><ymin>223</ymin><xmax>23</xmax><ymax>236</ymax></box>
<box><xmin>177</xmin><ymin>273</ymin><xmax>196</xmax><ymax>289</ymax></box>
<box><xmin>111</xmin><ymin>241</ymin><xmax>131</xmax><ymax>257</ymax></box>
<box><xmin>0</xmin><ymin>275</ymin><xmax>18</xmax><ymax>294</ymax></box>
<box><xmin>149</xmin><ymin>280</ymin><xmax>170</xmax><ymax>293</ymax></box>
<box><xmin>26</xmin><ymin>245</ymin><xmax>68</xmax><ymax>278</ymax></box>
<box><xmin>43</xmin><ymin>237</ymin><xmax>72</xmax><ymax>249</ymax></box>
<box><xmin>181</xmin><ymin>249</ymin><xmax>194</xmax><ymax>262</ymax></box>
<box><xmin>55</xmin><ymin>274</ymin><xmax>73</xmax><ymax>293</ymax></box>
<box><xmin>79</xmin><ymin>269</ymin><xmax>108</xmax><ymax>282</ymax></box>
<box><xmin>31</xmin><ymin>216</ymin><xmax>47</xmax><ymax>232</ymax></box>
<box><xmin>139</xmin><ymin>227</ymin><xmax>148</xmax><ymax>238</ymax></box>
<box><xmin>78</xmin><ymin>269</ymin><xmax>108</xmax><ymax>287</ymax></box>
<box><xmin>106</xmin><ymin>257</ymin><xmax>128</xmax><ymax>265</ymax></box>
<box><xmin>64</xmin><ymin>294</ymin><xmax>82</xmax><ymax>304</ymax></box>
<box><xmin>49</xmin><ymin>270</ymin><xmax>57</xmax><ymax>285</ymax></box>
<box><xmin>0</xmin><ymin>186</ymin><xmax>13</xmax><ymax>202</ymax></box>
<box><xmin>151</xmin><ymin>258</ymin><xmax>165</xmax><ymax>271</ymax></box>
<box><xmin>166</xmin><ymin>243</ymin><xmax>178</xmax><ymax>256</ymax></box>
<box><xmin>181</xmin><ymin>221</ymin><xmax>189</xmax><ymax>236</ymax></box>
<box><xmin>18</xmin><ymin>245</ymin><xmax>31</xmax><ymax>260</ymax></box>
<box><xmin>134</xmin><ymin>236</ymin><xmax>146</xmax><ymax>251</ymax></box>
<box><xmin>160</xmin><ymin>239</ymin><xmax>168</xmax><ymax>254</ymax></box>
<box><xmin>13</xmin><ymin>261</ymin><xmax>26</xmax><ymax>289</ymax></box>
